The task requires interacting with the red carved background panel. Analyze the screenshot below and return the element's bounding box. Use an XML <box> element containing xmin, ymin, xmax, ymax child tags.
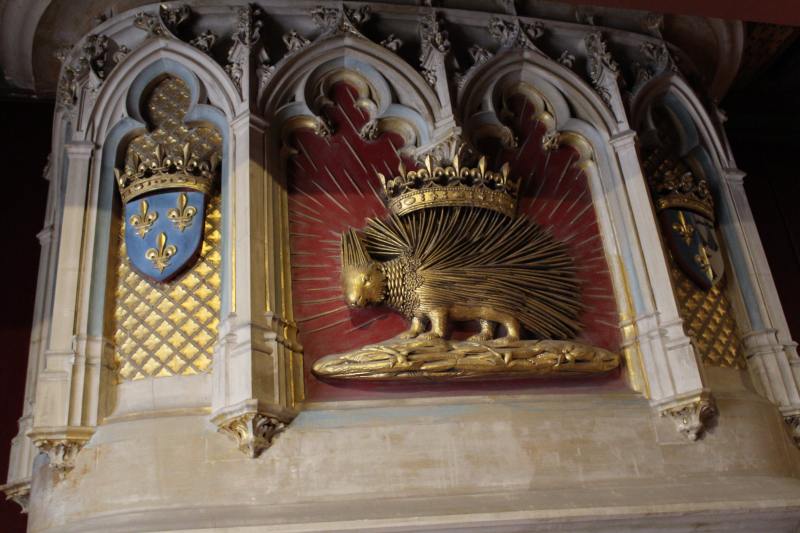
<box><xmin>287</xmin><ymin>82</ymin><xmax>621</xmax><ymax>400</ymax></box>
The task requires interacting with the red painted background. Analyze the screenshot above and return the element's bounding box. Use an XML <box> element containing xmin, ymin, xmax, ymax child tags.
<box><xmin>287</xmin><ymin>82</ymin><xmax>621</xmax><ymax>400</ymax></box>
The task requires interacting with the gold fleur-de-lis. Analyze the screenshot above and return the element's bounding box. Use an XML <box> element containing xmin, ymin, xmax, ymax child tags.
<box><xmin>694</xmin><ymin>244</ymin><xmax>714</xmax><ymax>283</ymax></box>
<box><xmin>167</xmin><ymin>192</ymin><xmax>197</xmax><ymax>232</ymax></box>
<box><xmin>145</xmin><ymin>232</ymin><xmax>177</xmax><ymax>272</ymax></box>
<box><xmin>129</xmin><ymin>199</ymin><xmax>158</xmax><ymax>238</ymax></box>
<box><xmin>672</xmin><ymin>211</ymin><xmax>695</xmax><ymax>246</ymax></box>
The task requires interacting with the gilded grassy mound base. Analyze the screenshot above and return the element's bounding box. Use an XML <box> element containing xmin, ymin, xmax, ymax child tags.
<box><xmin>312</xmin><ymin>338</ymin><xmax>620</xmax><ymax>381</ymax></box>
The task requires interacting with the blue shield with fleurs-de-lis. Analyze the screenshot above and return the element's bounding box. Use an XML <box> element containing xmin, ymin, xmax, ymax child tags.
<box><xmin>659</xmin><ymin>208</ymin><xmax>724</xmax><ymax>291</ymax></box>
<box><xmin>124</xmin><ymin>190</ymin><xmax>205</xmax><ymax>283</ymax></box>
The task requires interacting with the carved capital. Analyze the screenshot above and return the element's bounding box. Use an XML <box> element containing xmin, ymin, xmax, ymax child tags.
<box><xmin>659</xmin><ymin>394</ymin><xmax>716</xmax><ymax>441</ymax></box>
<box><xmin>0</xmin><ymin>480</ymin><xmax>30</xmax><ymax>514</ymax></box>
<box><xmin>213</xmin><ymin>409</ymin><xmax>289</xmax><ymax>458</ymax></box>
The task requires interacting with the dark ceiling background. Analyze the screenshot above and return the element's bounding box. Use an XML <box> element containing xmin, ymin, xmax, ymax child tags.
<box><xmin>725</xmin><ymin>27</ymin><xmax>800</xmax><ymax>342</ymax></box>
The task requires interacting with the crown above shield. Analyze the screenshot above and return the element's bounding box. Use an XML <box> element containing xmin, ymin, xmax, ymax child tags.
<box><xmin>114</xmin><ymin>142</ymin><xmax>220</xmax><ymax>203</ymax></box>
<box><xmin>648</xmin><ymin>157</ymin><xmax>714</xmax><ymax>221</ymax></box>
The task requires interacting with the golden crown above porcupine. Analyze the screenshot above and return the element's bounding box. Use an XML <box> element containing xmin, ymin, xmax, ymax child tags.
<box><xmin>377</xmin><ymin>148</ymin><xmax>521</xmax><ymax>218</ymax></box>
<box><xmin>114</xmin><ymin>142</ymin><xmax>220</xmax><ymax>203</ymax></box>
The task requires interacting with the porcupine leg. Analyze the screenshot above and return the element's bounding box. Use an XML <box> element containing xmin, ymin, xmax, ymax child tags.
<box><xmin>397</xmin><ymin>316</ymin><xmax>426</xmax><ymax>339</ymax></box>
<box><xmin>467</xmin><ymin>320</ymin><xmax>495</xmax><ymax>342</ymax></box>
<box><xmin>417</xmin><ymin>308</ymin><xmax>447</xmax><ymax>340</ymax></box>
<box><xmin>491</xmin><ymin>315</ymin><xmax>520</xmax><ymax>345</ymax></box>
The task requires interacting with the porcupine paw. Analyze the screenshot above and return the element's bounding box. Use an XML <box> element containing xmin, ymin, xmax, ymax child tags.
<box><xmin>490</xmin><ymin>335</ymin><xmax>519</xmax><ymax>346</ymax></box>
<box><xmin>416</xmin><ymin>332</ymin><xmax>443</xmax><ymax>341</ymax></box>
<box><xmin>396</xmin><ymin>331</ymin><xmax>419</xmax><ymax>340</ymax></box>
<box><xmin>467</xmin><ymin>332</ymin><xmax>493</xmax><ymax>342</ymax></box>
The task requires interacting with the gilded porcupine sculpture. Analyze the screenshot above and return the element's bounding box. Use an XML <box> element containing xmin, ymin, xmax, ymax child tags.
<box><xmin>312</xmin><ymin>147</ymin><xmax>620</xmax><ymax>380</ymax></box>
<box><xmin>339</xmin><ymin>149</ymin><xmax>582</xmax><ymax>343</ymax></box>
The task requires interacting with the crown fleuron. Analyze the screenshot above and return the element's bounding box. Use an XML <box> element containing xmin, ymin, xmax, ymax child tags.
<box><xmin>114</xmin><ymin>142</ymin><xmax>220</xmax><ymax>203</ymax></box>
<box><xmin>377</xmin><ymin>150</ymin><xmax>520</xmax><ymax>218</ymax></box>
<box><xmin>649</xmin><ymin>156</ymin><xmax>714</xmax><ymax>220</ymax></box>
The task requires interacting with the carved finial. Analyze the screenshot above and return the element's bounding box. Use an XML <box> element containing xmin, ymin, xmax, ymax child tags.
<box><xmin>418</xmin><ymin>10</ymin><xmax>451</xmax><ymax>88</ymax></box>
<box><xmin>585</xmin><ymin>31</ymin><xmax>622</xmax><ymax>108</ymax></box>
<box><xmin>311</xmin><ymin>4</ymin><xmax>371</xmax><ymax>38</ymax></box>
<box><xmin>190</xmin><ymin>30</ymin><xmax>217</xmax><ymax>54</ymax></box>
<box><xmin>488</xmin><ymin>16</ymin><xmax>544</xmax><ymax>52</ymax></box>
<box><xmin>641</xmin><ymin>12</ymin><xmax>664</xmax><ymax>38</ymax></box>
<box><xmin>380</xmin><ymin>34</ymin><xmax>403</xmax><ymax>52</ymax></box>
<box><xmin>134</xmin><ymin>11</ymin><xmax>168</xmax><ymax>36</ymax></box>
<box><xmin>420</xmin><ymin>10</ymin><xmax>450</xmax><ymax>54</ymax></box>
<box><xmin>159</xmin><ymin>4</ymin><xmax>191</xmax><ymax>29</ymax></box>
<box><xmin>557</xmin><ymin>50</ymin><xmax>575</xmax><ymax>68</ymax></box>
<box><xmin>283</xmin><ymin>30</ymin><xmax>311</xmax><ymax>54</ymax></box>
<box><xmin>632</xmin><ymin>40</ymin><xmax>677</xmax><ymax>94</ymax></box>
<box><xmin>224</xmin><ymin>5</ymin><xmax>264</xmax><ymax>93</ymax></box>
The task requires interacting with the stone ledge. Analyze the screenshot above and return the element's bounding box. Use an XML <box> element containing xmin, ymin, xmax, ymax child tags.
<box><xmin>32</xmin><ymin>476</ymin><xmax>800</xmax><ymax>532</ymax></box>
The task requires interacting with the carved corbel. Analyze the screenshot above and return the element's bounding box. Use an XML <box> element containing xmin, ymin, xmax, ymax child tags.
<box><xmin>658</xmin><ymin>393</ymin><xmax>717</xmax><ymax>441</ymax></box>
<box><xmin>784</xmin><ymin>415</ymin><xmax>800</xmax><ymax>447</ymax></box>
<box><xmin>211</xmin><ymin>401</ymin><xmax>292</xmax><ymax>458</ymax></box>
<box><xmin>27</xmin><ymin>427</ymin><xmax>94</xmax><ymax>475</ymax></box>
<box><xmin>779</xmin><ymin>405</ymin><xmax>800</xmax><ymax>448</ymax></box>
<box><xmin>0</xmin><ymin>480</ymin><xmax>30</xmax><ymax>513</ymax></box>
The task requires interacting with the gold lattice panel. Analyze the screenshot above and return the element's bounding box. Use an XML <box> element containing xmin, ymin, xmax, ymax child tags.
<box><xmin>125</xmin><ymin>76</ymin><xmax>221</xmax><ymax>173</ymax></box>
<box><xmin>113</xmin><ymin>196</ymin><xmax>222</xmax><ymax>380</ymax></box>
<box><xmin>671</xmin><ymin>264</ymin><xmax>746</xmax><ymax>369</ymax></box>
